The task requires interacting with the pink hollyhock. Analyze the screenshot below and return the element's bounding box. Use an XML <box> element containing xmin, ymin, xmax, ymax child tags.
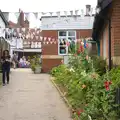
<box><xmin>61</xmin><ymin>60</ymin><xmax>64</xmax><ymax>64</ymax></box>
<box><xmin>86</xmin><ymin>55</ymin><xmax>89</xmax><ymax>60</ymax></box>
<box><xmin>74</xmin><ymin>54</ymin><xmax>77</xmax><ymax>57</ymax></box>
<box><xmin>66</xmin><ymin>41</ymin><xmax>70</xmax><ymax>46</ymax></box>
<box><xmin>86</xmin><ymin>43</ymin><xmax>89</xmax><ymax>48</ymax></box>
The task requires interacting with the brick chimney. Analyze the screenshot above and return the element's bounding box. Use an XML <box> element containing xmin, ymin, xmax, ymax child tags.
<box><xmin>86</xmin><ymin>5</ymin><xmax>91</xmax><ymax>16</ymax></box>
<box><xmin>17</xmin><ymin>11</ymin><xmax>29</xmax><ymax>28</ymax></box>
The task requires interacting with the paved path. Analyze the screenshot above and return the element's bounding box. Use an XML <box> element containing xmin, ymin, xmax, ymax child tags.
<box><xmin>0</xmin><ymin>69</ymin><xmax>72</xmax><ymax>120</ymax></box>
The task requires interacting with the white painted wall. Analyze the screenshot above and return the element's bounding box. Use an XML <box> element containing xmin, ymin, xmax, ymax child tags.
<box><xmin>0</xmin><ymin>16</ymin><xmax>6</xmax><ymax>38</ymax></box>
<box><xmin>41</xmin><ymin>16</ymin><xmax>94</xmax><ymax>30</ymax></box>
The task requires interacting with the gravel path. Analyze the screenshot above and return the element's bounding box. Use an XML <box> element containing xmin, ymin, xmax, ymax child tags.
<box><xmin>0</xmin><ymin>69</ymin><xmax>72</xmax><ymax>120</ymax></box>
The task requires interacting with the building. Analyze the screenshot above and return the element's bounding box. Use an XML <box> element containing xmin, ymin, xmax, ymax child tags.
<box><xmin>6</xmin><ymin>11</ymin><xmax>42</xmax><ymax>58</ymax></box>
<box><xmin>92</xmin><ymin>0</ymin><xmax>120</xmax><ymax>66</ymax></box>
<box><xmin>41</xmin><ymin>5</ymin><xmax>95</xmax><ymax>72</ymax></box>
<box><xmin>0</xmin><ymin>10</ymin><xmax>9</xmax><ymax>57</ymax></box>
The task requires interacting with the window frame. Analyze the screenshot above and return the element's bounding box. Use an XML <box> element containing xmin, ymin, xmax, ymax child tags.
<box><xmin>58</xmin><ymin>30</ymin><xmax>76</xmax><ymax>55</ymax></box>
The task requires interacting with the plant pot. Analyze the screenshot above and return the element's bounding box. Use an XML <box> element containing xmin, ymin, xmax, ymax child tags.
<box><xmin>34</xmin><ymin>66</ymin><xmax>41</xmax><ymax>74</ymax></box>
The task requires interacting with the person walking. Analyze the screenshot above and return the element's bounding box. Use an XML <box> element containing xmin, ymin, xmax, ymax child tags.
<box><xmin>1</xmin><ymin>50</ymin><xmax>11</xmax><ymax>86</ymax></box>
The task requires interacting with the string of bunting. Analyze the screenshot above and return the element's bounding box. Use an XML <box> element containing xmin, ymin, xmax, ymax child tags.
<box><xmin>0</xmin><ymin>27</ymin><xmax>92</xmax><ymax>46</ymax></box>
<box><xmin>8</xmin><ymin>7</ymin><xmax>96</xmax><ymax>22</ymax></box>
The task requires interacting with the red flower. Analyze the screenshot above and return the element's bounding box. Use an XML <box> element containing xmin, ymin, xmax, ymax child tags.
<box><xmin>104</xmin><ymin>81</ymin><xmax>112</xmax><ymax>91</ymax></box>
<box><xmin>74</xmin><ymin>54</ymin><xmax>77</xmax><ymax>57</ymax></box>
<box><xmin>80</xmin><ymin>46</ymin><xmax>84</xmax><ymax>52</ymax></box>
<box><xmin>86</xmin><ymin>43</ymin><xmax>89</xmax><ymax>48</ymax></box>
<box><xmin>77</xmin><ymin>49</ymin><xmax>81</xmax><ymax>54</ymax></box>
<box><xmin>77</xmin><ymin>109</ymin><xmax>84</xmax><ymax>116</ymax></box>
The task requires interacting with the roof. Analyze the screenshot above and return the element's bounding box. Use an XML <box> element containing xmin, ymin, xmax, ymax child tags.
<box><xmin>0</xmin><ymin>10</ymin><xmax>8</xmax><ymax>26</ymax></box>
<box><xmin>92</xmin><ymin>0</ymin><xmax>113</xmax><ymax>40</ymax></box>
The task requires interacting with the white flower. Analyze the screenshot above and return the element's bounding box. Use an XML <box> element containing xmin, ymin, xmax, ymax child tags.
<box><xmin>69</xmin><ymin>68</ymin><xmax>75</xmax><ymax>72</ymax></box>
<box><xmin>81</xmin><ymin>42</ymin><xmax>84</xmax><ymax>45</ymax></box>
<box><xmin>81</xmin><ymin>71</ymin><xmax>87</xmax><ymax>76</ymax></box>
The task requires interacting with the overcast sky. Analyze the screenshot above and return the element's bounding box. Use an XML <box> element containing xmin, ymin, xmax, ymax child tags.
<box><xmin>0</xmin><ymin>0</ymin><xmax>97</xmax><ymax>27</ymax></box>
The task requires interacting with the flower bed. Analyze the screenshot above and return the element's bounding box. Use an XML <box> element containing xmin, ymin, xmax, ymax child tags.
<box><xmin>50</xmin><ymin>40</ymin><xmax>120</xmax><ymax>120</ymax></box>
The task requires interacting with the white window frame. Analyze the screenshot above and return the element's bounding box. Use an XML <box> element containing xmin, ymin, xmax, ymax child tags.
<box><xmin>58</xmin><ymin>30</ymin><xmax>76</xmax><ymax>55</ymax></box>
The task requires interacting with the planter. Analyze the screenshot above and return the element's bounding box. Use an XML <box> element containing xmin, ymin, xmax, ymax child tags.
<box><xmin>34</xmin><ymin>66</ymin><xmax>41</xmax><ymax>74</ymax></box>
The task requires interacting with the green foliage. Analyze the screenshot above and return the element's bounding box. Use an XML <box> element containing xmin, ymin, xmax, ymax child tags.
<box><xmin>50</xmin><ymin>41</ymin><xmax>120</xmax><ymax>120</ymax></box>
<box><xmin>107</xmin><ymin>66</ymin><xmax>120</xmax><ymax>88</ymax></box>
<box><xmin>91</xmin><ymin>56</ymin><xmax>106</xmax><ymax>76</ymax></box>
<box><xmin>29</xmin><ymin>55</ymin><xmax>41</xmax><ymax>72</ymax></box>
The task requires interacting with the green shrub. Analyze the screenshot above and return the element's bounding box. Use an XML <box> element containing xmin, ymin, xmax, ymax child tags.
<box><xmin>108</xmin><ymin>66</ymin><xmax>120</xmax><ymax>88</ymax></box>
<box><xmin>92</xmin><ymin>56</ymin><xmax>106</xmax><ymax>76</ymax></box>
<box><xmin>51</xmin><ymin>42</ymin><xmax>120</xmax><ymax>119</ymax></box>
<box><xmin>30</xmin><ymin>55</ymin><xmax>41</xmax><ymax>72</ymax></box>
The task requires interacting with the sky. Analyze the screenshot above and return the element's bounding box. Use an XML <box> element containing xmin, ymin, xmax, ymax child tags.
<box><xmin>0</xmin><ymin>0</ymin><xmax>97</xmax><ymax>27</ymax></box>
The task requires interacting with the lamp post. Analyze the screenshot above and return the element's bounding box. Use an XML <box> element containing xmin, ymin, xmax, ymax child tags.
<box><xmin>96</xmin><ymin>7</ymin><xmax>112</xmax><ymax>71</ymax></box>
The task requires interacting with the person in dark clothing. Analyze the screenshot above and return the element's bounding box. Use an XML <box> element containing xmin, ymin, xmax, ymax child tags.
<box><xmin>1</xmin><ymin>50</ymin><xmax>11</xmax><ymax>86</ymax></box>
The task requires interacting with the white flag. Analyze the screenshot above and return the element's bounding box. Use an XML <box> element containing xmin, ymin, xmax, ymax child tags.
<box><xmin>24</xmin><ymin>12</ymin><xmax>30</xmax><ymax>21</ymax></box>
<box><xmin>48</xmin><ymin>37</ymin><xmax>51</xmax><ymax>41</ymax></box>
<box><xmin>70</xmin><ymin>11</ymin><xmax>73</xmax><ymax>16</ymax></box>
<box><xmin>75</xmin><ymin>10</ymin><xmax>79</xmax><ymax>16</ymax></box>
<box><xmin>64</xmin><ymin>11</ymin><xmax>67</xmax><ymax>17</ymax></box>
<box><xmin>34</xmin><ymin>12</ymin><xmax>39</xmax><ymax>19</ymax></box>
<box><xmin>44</xmin><ymin>37</ymin><xmax>47</xmax><ymax>41</ymax></box>
<box><xmin>40</xmin><ymin>36</ymin><xmax>43</xmax><ymax>40</ymax></box>
<box><xmin>14</xmin><ymin>12</ymin><xmax>20</xmax><ymax>20</ymax></box>
<box><xmin>49</xmin><ymin>12</ymin><xmax>53</xmax><ymax>17</ymax></box>
<box><xmin>56</xmin><ymin>11</ymin><xmax>61</xmax><ymax>18</ymax></box>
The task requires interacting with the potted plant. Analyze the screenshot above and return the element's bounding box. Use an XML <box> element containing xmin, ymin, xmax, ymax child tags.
<box><xmin>30</xmin><ymin>55</ymin><xmax>41</xmax><ymax>74</ymax></box>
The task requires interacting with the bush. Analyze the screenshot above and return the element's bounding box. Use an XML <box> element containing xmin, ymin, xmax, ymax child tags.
<box><xmin>30</xmin><ymin>55</ymin><xmax>41</xmax><ymax>72</ymax></box>
<box><xmin>91</xmin><ymin>55</ymin><xmax>106</xmax><ymax>76</ymax></box>
<box><xmin>51</xmin><ymin>41</ymin><xmax>120</xmax><ymax>120</ymax></box>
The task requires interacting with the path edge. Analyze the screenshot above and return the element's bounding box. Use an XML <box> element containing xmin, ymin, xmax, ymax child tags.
<box><xmin>50</xmin><ymin>76</ymin><xmax>74</xmax><ymax>120</ymax></box>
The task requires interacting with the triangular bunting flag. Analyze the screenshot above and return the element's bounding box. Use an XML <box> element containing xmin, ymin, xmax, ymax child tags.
<box><xmin>24</xmin><ymin>12</ymin><xmax>30</xmax><ymax>21</ymax></box>
<box><xmin>64</xmin><ymin>11</ymin><xmax>67</xmax><ymax>17</ymax></box>
<box><xmin>40</xmin><ymin>36</ymin><xmax>43</xmax><ymax>40</ymax></box>
<box><xmin>56</xmin><ymin>11</ymin><xmax>61</xmax><ymax>18</ymax></box>
<box><xmin>14</xmin><ymin>12</ymin><xmax>20</xmax><ymax>20</ymax></box>
<box><xmin>48</xmin><ymin>37</ymin><xmax>51</xmax><ymax>41</ymax></box>
<box><xmin>44</xmin><ymin>37</ymin><xmax>47</xmax><ymax>41</ymax></box>
<box><xmin>49</xmin><ymin>12</ymin><xmax>53</xmax><ymax>17</ymax></box>
<box><xmin>70</xmin><ymin>11</ymin><xmax>74</xmax><ymax>16</ymax></box>
<box><xmin>33</xmin><ymin>12</ymin><xmax>39</xmax><ymax>19</ymax></box>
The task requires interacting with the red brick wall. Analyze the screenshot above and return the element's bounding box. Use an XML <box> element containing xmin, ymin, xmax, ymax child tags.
<box><xmin>42</xmin><ymin>29</ymin><xmax>92</xmax><ymax>55</ymax></box>
<box><xmin>41</xmin><ymin>59</ymin><xmax>62</xmax><ymax>73</ymax></box>
<box><xmin>41</xmin><ymin>30</ymin><xmax>58</xmax><ymax>55</ymax></box>
<box><xmin>100</xmin><ymin>0</ymin><xmax>120</xmax><ymax>58</ymax></box>
<box><xmin>41</xmin><ymin>29</ymin><xmax>93</xmax><ymax>72</ymax></box>
<box><xmin>111</xmin><ymin>0</ymin><xmax>120</xmax><ymax>56</ymax></box>
<box><xmin>76</xmin><ymin>29</ymin><xmax>92</xmax><ymax>39</ymax></box>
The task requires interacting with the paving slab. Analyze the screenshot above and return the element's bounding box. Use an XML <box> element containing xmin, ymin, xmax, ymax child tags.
<box><xmin>0</xmin><ymin>69</ymin><xmax>72</xmax><ymax>120</ymax></box>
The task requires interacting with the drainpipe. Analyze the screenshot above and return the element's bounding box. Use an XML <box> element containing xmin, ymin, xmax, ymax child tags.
<box><xmin>108</xmin><ymin>19</ymin><xmax>111</xmax><ymax>71</ymax></box>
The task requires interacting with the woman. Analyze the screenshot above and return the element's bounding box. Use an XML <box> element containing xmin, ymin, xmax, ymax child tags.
<box><xmin>1</xmin><ymin>50</ymin><xmax>11</xmax><ymax>86</ymax></box>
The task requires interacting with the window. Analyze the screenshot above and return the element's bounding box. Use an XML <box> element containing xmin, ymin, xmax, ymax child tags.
<box><xmin>58</xmin><ymin>31</ymin><xmax>76</xmax><ymax>55</ymax></box>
